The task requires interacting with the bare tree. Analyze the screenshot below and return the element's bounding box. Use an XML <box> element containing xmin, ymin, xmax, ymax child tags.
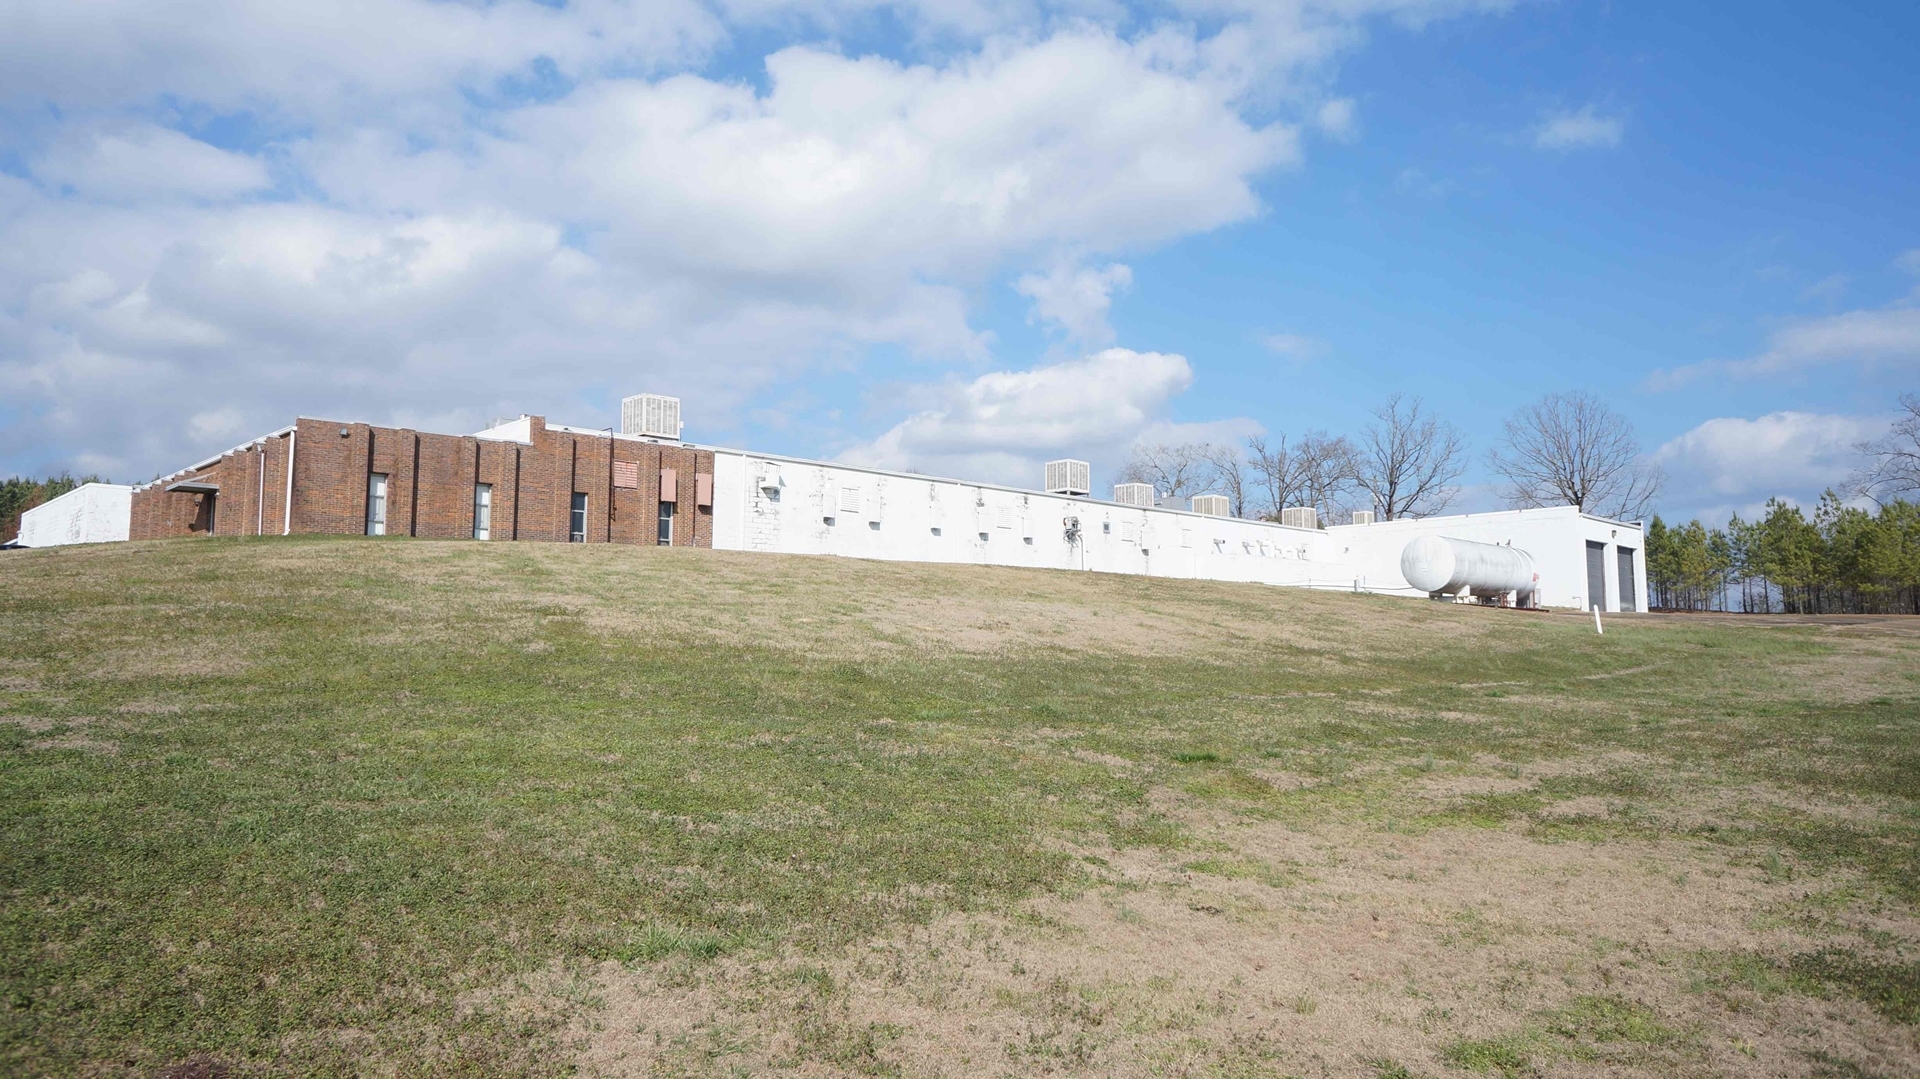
<box><xmin>1199</xmin><ymin>443</ymin><xmax>1248</xmax><ymax>516</ymax></box>
<box><xmin>1850</xmin><ymin>392</ymin><xmax>1920</xmax><ymax>502</ymax></box>
<box><xmin>1352</xmin><ymin>393</ymin><xmax>1467</xmax><ymax>520</ymax></box>
<box><xmin>1296</xmin><ymin>432</ymin><xmax>1359</xmax><ymax>525</ymax></box>
<box><xmin>1487</xmin><ymin>390</ymin><xmax>1663</xmax><ymax>520</ymax></box>
<box><xmin>1245</xmin><ymin>435</ymin><xmax>1306</xmax><ymax>521</ymax></box>
<box><xmin>1119</xmin><ymin>443</ymin><xmax>1213</xmax><ymax>503</ymax></box>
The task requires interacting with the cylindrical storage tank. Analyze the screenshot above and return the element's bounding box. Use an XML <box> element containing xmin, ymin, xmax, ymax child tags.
<box><xmin>1400</xmin><ymin>535</ymin><xmax>1536</xmax><ymax>599</ymax></box>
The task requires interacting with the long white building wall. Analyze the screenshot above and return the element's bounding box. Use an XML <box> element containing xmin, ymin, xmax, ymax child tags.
<box><xmin>710</xmin><ymin>449</ymin><xmax>1360</xmax><ymax>587</ymax></box>
<box><xmin>16</xmin><ymin>483</ymin><xmax>134</xmax><ymax>547</ymax></box>
<box><xmin>1326</xmin><ymin>506</ymin><xmax>1646</xmax><ymax>612</ymax></box>
<box><xmin>709</xmin><ymin>448</ymin><xmax>1644</xmax><ymax>610</ymax></box>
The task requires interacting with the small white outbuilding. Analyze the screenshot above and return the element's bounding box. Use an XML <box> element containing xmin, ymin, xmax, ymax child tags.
<box><xmin>14</xmin><ymin>483</ymin><xmax>134</xmax><ymax>547</ymax></box>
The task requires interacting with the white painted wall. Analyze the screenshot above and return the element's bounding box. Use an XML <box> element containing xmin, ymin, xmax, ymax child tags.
<box><xmin>708</xmin><ymin>447</ymin><xmax>1642</xmax><ymax>609</ymax></box>
<box><xmin>15</xmin><ymin>483</ymin><xmax>133</xmax><ymax>547</ymax></box>
<box><xmin>1326</xmin><ymin>506</ymin><xmax>1646</xmax><ymax>612</ymax></box>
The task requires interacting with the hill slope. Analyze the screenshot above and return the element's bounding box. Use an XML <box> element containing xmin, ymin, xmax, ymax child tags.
<box><xmin>3</xmin><ymin>537</ymin><xmax>1917</xmax><ymax>1077</ymax></box>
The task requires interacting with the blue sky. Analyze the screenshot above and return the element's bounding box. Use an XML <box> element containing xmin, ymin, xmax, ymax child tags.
<box><xmin>2</xmin><ymin>0</ymin><xmax>1916</xmax><ymax>524</ymax></box>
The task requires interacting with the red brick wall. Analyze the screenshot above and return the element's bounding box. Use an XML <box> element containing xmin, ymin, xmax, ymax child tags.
<box><xmin>133</xmin><ymin>415</ymin><xmax>715</xmax><ymax>547</ymax></box>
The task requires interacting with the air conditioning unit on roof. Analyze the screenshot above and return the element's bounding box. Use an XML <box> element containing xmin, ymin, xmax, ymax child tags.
<box><xmin>1190</xmin><ymin>494</ymin><xmax>1230</xmax><ymax>517</ymax></box>
<box><xmin>621</xmin><ymin>393</ymin><xmax>682</xmax><ymax>440</ymax></box>
<box><xmin>1045</xmin><ymin>459</ymin><xmax>1091</xmax><ymax>496</ymax></box>
<box><xmin>1113</xmin><ymin>482</ymin><xmax>1155</xmax><ymax>508</ymax></box>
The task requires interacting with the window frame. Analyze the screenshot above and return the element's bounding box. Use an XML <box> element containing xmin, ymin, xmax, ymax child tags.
<box><xmin>473</xmin><ymin>483</ymin><xmax>492</xmax><ymax>541</ymax></box>
<box><xmin>657</xmin><ymin>499</ymin><xmax>675</xmax><ymax>546</ymax></box>
<box><xmin>366</xmin><ymin>473</ymin><xmax>389</xmax><ymax>536</ymax></box>
<box><xmin>569</xmin><ymin>492</ymin><xmax>587</xmax><ymax>543</ymax></box>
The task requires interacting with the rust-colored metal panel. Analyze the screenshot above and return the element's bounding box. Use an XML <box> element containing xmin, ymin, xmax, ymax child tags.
<box><xmin>659</xmin><ymin>467</ymin><xmax>677</xmax><ymax>502</ymax></box>
<box><xmin>695</xmin><ymin>473</ymin><xmax>713</xmax><ymax>507</ymax></box>
<box><xmin>613</xmin><ymin>460</ymin><xmax>639</xmax><ymax>489</ymax></box>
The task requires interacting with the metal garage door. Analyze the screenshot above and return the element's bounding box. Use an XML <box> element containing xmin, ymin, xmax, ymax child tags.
<box><xmin>1585</xmin><ymin>541</ymin><xmax>1607</xmax><ymax>612</ymax></box>
<box><xmin>1617</xmin><ymin>547</ymin><xmax>1637</xmax><ymax>612</ymax></box>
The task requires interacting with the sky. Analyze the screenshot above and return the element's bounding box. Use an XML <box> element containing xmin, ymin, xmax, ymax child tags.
<box><xmin>1</xmin><ymin>0</ymin><xmax>1916</xmax><ymax>526</ymax></box>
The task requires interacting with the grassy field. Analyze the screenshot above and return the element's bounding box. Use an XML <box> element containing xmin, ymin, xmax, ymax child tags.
<box><xmin>2</xmin><ymin>537</ymin><xmax>1917</xmax><ymax>1078</ymax></box>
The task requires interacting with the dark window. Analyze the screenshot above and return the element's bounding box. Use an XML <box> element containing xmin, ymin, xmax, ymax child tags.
<box><xmin>657</xmin><ymin>500</ymin><xmax>674</xmax><ymax>545</ymax></box>
<box><xmin>1585</xmin><ymin>541</ymin><xmax>1607</xmax><ymax>612</ymax></box>
<box><xmin>1617</xmin><ymin>547</ymin><xmax>1638</xmax><ymax>612</ymax></box>
<box><xmin>570</xmin><ymin>493</ymin><xmax>587</xmax><ymax>543</ymax></box>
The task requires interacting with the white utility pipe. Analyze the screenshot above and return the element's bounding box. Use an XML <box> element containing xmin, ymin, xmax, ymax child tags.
<box><xmin>282</xmin><ymin>426</ymin><xmax>297</xmax><ymax>535</ymax></box>
<box><xmin>1400</xmin><ymin>535</ymin><xmax>1537</xmax><ymax>602</ymax></box>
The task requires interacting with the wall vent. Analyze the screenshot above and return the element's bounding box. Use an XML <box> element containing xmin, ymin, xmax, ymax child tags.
<box><xmin>1190</xmin><ymin>494</ymin><xmax>1230</xmax><ymax>517</ymax></box>
<box><xmin>838</xmin><ymin>486</ymin><xmax>863</xmax><ymax>514</ymax></box>
<box><xmin>1113</xmin><ymin>482</ymin><xmax>1156</xmax><ymax>508</ymax></box>
<box><xmin>1045</xmin><ymin>459</ymin><xmax>1091</xmax><ymax>496</ymax></box>
<box><xmin>620</xmin><ymin>393</ymin><xmax>682</xmax><ymax>440</ymax></box>
<box><xmin>1280</xmin><ymin>506</ymin><xmax>1319</xmax><ymax>530</ymax></box>
<box><xmin>995</xmin><ymin>505</ymin><xmax>1016</xmax><ymax>530</ymax></box>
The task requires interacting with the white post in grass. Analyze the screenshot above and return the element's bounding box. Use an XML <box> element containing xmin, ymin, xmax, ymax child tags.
<box><xmin>1592</xmin><ymin>603</ymin><xmax>1604</xmax><ymax>635</ymax></box>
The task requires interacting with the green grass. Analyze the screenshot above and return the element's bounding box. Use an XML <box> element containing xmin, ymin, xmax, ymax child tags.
<box><xmin>2</xmin><ymin>536</ymin><xmax>1917</xmax><ymax>1075</ymax></box>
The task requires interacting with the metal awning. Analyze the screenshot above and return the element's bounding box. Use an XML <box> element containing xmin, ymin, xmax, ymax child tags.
<box><xmin>166</xmin><ymin>480</ymin><xmax>219</xmax><ymax>494</ymax></box>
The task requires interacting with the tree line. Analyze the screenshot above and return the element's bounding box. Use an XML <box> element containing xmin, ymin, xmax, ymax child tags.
<box><xmin>1119</xmin><ymin>389</ymin><xmax>1663</xmax><ymax>525</ymax></box>
<box><xmin>1646</xmin><ymin>393</ymin><xmax>1920</xmax><ymax>614</ymax></box>
<box><xmin>0</xmin><ymin>474</ymin><xmax>103</xmax><ymax>545</ymax></box>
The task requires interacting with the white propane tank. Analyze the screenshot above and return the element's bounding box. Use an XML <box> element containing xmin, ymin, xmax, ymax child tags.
<box><xmin>1400</xmin><ymin>535</ymin><xmax>1537</xmax><ymax>602</ymax></box>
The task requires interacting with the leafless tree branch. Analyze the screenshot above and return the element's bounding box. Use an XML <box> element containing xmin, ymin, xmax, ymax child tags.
<box><xmin>1352</xmin><ymin>393</ymin><xmax>1468</xmax><ymax>520</ymax></box>
<box><xmin>1850</xmin><ymin>392</ymin><xmax>1920</xmax><ymax>503</ymax></box>
<box><xmin>1487</xmin><ymin>390</ymin><xmax>1663</xmax><ymax>521</ymax></box>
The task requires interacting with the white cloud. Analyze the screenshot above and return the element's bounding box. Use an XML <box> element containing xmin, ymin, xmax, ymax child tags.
<box><xmin>1016</xmin><ymin>261</ymin><xmax>1133</xmax><ymax>342</ymax></box>
<box><xmin>1531</xmin><ymin>106</ymin><xmax>1623</xmax><ymax>151</ymax></box>
<box><xmin>1650</xmin><ymin>303</ymin><xmax>1920</xmax><ymax>388</ymax></box>
<box><xmin>0</xmin><ymin>0</ymin><xmax>1516</xmax><ymax>479</ymax></box>
<box><xmin>1897</xmin><ymin>248</ymin><xmax>1920</xmax><ymax>275</ymax></box>
<box><xmin>1259</xmin><ymin>331</ymin><xmax>1327</xmax><ymax>359</ymax></box>
<box><xmin>840</xmin><ymin>348</ymin><xmax>1203</xmax><ymax>484</ymax></box>
<box><xmin>1651</xmin><ymin>410</ymin><xmax>1887</xmax><ymax>520</ymax></box>
<box><xmin>32</xmin><ymin>124</ymin><xmax>270</xmax><ymax>202</ymax></box>
<box><xmin>1315</xmin><ymin>97</ymin><xmax>1357</xmax><ymax>138</ymax></box>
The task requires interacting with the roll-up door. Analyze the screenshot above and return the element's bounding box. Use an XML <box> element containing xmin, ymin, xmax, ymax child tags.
<box><xmin>1585</xmin><ymin>541</ymin><xmax>1608</xmax><ymax>612</ymax></box>
<box><xmin>1617</xmin><ymin>547</ymin><xmax>1638</xmax><ymax>612</ymax></box>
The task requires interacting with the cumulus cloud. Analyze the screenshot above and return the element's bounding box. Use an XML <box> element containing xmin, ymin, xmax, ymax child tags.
<box><xmin>840</xmin><ymin>348</ymin><xmax>1207</xmax><ymax>484</ymax></box>
<box><xmin>0</xmin><ymin>0</ymin><xmax>1515</xmax><ymax>479</ymax></box>
<box><xmin>32</xmin><ymin>124</ymin><xmax>270</xmax><ymax>202</ymax></box>
<box><xmin>1016</xmin><ymin>261</ymin><xmax>1134</xmax><ymax>342</ymax></box>
<box><xmin>1650</xmin><ymin>303</ymin><xmax>1920</xmax><ymax>388</ymax></box>
<box><xmin>1651</xmin><ymin>410</ymin><xmax>1888</xmax><ymax>520</ymax></box>
<box><xmin>1898</xmin><ymin>248</ymin><xmax>1920</xmax><ymax>275</ymax></box>
<box><xmin>1531</xmin><ymin>105</ymin><xmax>1623</xmax><ymax>151</ymax></box>
<box><xmin>1315</xmin><ymin>97</ymin><xmax>1357</xmax><ymax>138</ymax></box>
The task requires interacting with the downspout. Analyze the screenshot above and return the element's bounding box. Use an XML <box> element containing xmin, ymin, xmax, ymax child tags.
<box><xmin>282</xmin><ymin>426</ymin><xmax>298</xmax><ymax>535</ymax></box>
<box><xmin>256</xmin><ymin>444</ymin><xmax>265</xmax><ymax>535</ymax></box>
<box><xmin>606</xmin><ymin>427</ymin><xmax>615</xmax><ymax>543</ymax></box>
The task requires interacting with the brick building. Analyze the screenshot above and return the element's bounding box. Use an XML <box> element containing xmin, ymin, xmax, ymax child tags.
<box><xmin>130</xmin><ymin>415</ymin><xmax>715</xmax><ymax>547</ymax></box>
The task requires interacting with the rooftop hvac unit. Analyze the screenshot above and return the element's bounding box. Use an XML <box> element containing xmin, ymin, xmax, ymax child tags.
<box><xmin>1350</xmin><ymin>510</ymin><xmax>1376</xmax><ymax>525</ymax></box>
<box><xmin>1280</xmin><ymin>506</ymin><xmax>1319</xmax><ymax>530</ymax></box>
<box><xmin>620</xmin><ymin>393</ymin><xmax>682</xmax><ymax>440</ymax></box>
<box><xmin>1113</xmin><ymin>482</ymin><xmax>1156</xmax><ymax>508</ymax></box>
<box><xmin>1190</xmin><ymin>494</ymin><xmax>1230</xmax><ymax>517</ymax></box>
<box><xmin>1045</xmin><ymin>459</ymin><xmax>1091</xmax><ymax>496</ymax></box>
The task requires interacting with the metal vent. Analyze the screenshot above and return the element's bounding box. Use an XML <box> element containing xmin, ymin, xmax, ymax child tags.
<box><xmin>1350</xmin><ymin>510</ymin><xmax>1376</xmax><ymax>525</ymax></box>
<box><xmin>1045</xmin><ymin>459</ymin><xmax>1091</xmax><ymax>496</ymax></box>
<box><xmin>1121</xmin><ymin>520</ymin><xmax>1139</xmax><ymax>543</ymax></box>
<box><xmin>1113</xmin><ymin>482</ymin><xmax>1156</xmax><ymax>508</ymax></box>
<box><xmin>1280</xmin><ymin>506</ymin><xmax>1319</xmax><ymax>530</ymax></box>
<box><xmin>995</xmin><ymin>505</ymin><xmax>1016</xmax><ymax>530</ymax></box>
<box><xmin>612</xmin><ymin>461</ymin><xmax>639</xmax><ymax>489</ymax></box>
<box><xmin>1190</xmin><ymin>494</ymin><xmax>1230</xmax><ymax>517</ymax></box>
<box><xmin>620</xmin><ymin>393</ymin><xmax>682</xmax><ymax>440</ymax></box>
<box><xmin>839</xmin><ymin>486</ymin><xmax>863</xmax><ymax>514</ymax></box>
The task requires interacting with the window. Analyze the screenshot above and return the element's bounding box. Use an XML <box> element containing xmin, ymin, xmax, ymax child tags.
<box><xmin>657</xmin><ymin>500</ymin><xmax>674</xmax><ymax>545</ymax></box>
<box><xmin>366</xmin><ymin>473</ymin><xmax>388</xmax><ymax>535</ymax></box>
<box><xmin>473</xmin><ymin>483</ymin><xmax>492</xmax><ymax>541</ymax></box>
<box><xmin>570</xmin><ymin>492</ymin><xmax>587</xmax><ymax>543</ymax></box>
